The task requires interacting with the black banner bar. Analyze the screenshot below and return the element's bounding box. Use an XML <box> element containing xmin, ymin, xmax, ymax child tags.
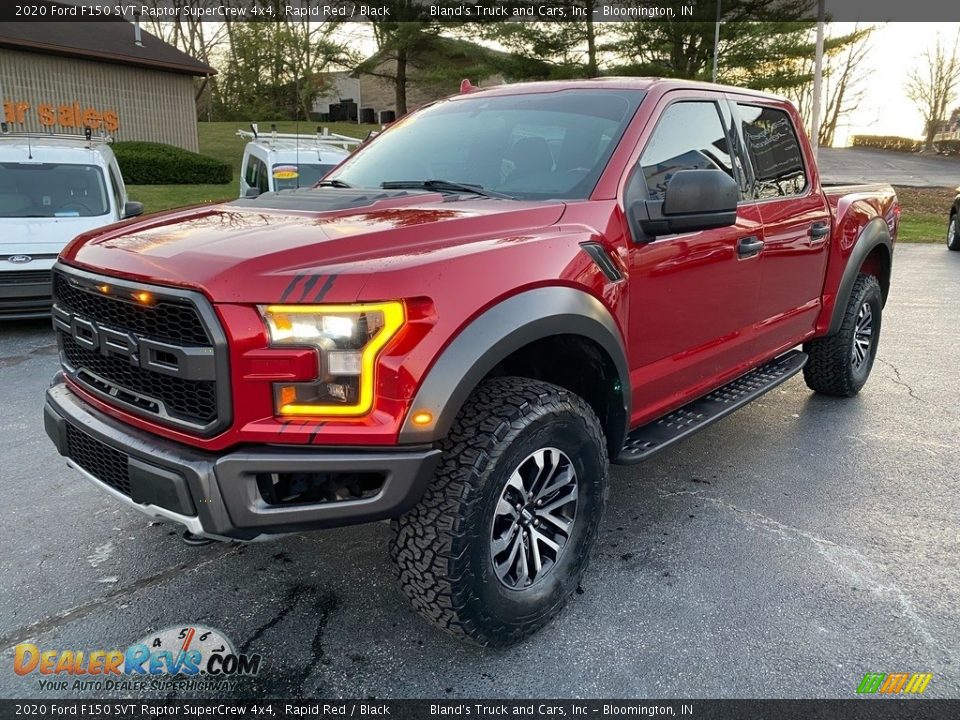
<box><xmin>2</xmin><ymin>700</ymin><xmax>960</xmax><ymax>720</ymax></box>
<box><xmin>0</xmin><ymin>0</ymin><xmax>958</xmax><ymax>23</ymax></box>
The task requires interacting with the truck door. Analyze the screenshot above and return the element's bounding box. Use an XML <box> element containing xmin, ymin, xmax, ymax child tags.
<box><xmin>623</xmin><ymin>95</ymin><xmax>764</xmax><ymax>421</ymax></box>
<box><xmin>732</xmin><ymin>101</ymin><xmax>831</xmax><ymax>351</ymax></box>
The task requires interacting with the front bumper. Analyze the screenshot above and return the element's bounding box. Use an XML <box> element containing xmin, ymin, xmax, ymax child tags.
<box><xmin>44</xmin><ymin>381</ymin><xmax>442</xmax><ymax>540</ymax></box>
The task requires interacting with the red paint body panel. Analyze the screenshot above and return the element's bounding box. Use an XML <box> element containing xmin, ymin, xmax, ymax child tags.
<box><xmin>56</xmin><ymin>78</ymin><xmax>898</xmax><ymax>452</ymax></box>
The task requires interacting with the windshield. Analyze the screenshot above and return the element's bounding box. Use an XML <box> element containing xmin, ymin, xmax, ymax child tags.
<box><xmin>272</xmin><ymin>163</ymin><xmax>338</xmax><ymax>191</ymax></box>
<box><xmin>0</xmin><ymin>163</ymin><xmax>110</xmax><ymax>218</ymax></box>
<box><xmin>330</xmin><ymin>89</ymin><xmax>645</xmax><ymax>200</ymax></box>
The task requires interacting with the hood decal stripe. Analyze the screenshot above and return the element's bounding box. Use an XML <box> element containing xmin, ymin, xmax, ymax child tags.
<box><xmin>298</xmin><ymin>274</ymin><xmax>323</xmax><ymax>301</ymax></box>
<box><xmin>279</xmin><ymin>274</ymin><xmax>306</xmax><ymax>302</ymax></box>
<box><xmin>313</xmin><ymin>275</ymin><xmax>337</xmax><ymax>302</ymax></box>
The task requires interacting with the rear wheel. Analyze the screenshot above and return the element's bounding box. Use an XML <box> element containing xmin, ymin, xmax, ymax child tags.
<box><xmin>948</xmin><ymin>213</ymin><xmax>960</xmax><ymax>251</ymax></box>
<box><xmin>390</xmin><ymin>376</ymin><xmax>608</xmax><ymax>647</ymax></box>
<box><xmin>803</xmin><ymin>273</ymin><xmax>883</xmax><ymax>397</ymax></box>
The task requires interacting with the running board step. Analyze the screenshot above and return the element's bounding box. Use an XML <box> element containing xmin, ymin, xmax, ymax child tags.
<box><xmin>615</xmin><ymin>350</ymin><xmax>808</xmax><ymax>464</ymax></box>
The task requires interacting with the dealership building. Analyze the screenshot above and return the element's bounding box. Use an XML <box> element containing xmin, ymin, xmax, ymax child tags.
<box><xmin>0</xmin><ymin>16</ymin><xmax>213</xmax><ymax>151</ymax></box>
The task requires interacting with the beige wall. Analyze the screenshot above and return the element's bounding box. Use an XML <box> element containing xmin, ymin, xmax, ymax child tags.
<box><xmin>0</xmin><ymin>48</ymin><xmax>200</xmax><ymax>151</ymax></box>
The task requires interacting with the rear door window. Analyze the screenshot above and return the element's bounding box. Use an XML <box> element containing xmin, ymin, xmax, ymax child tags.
<box><xmin>736</xmin><ymin>104</ymin><xmax>808</xmax><ymax>199</ymax></box>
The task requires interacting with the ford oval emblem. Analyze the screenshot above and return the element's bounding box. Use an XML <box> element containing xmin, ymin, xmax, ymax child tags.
<box><xmin>8</xmin><ymin>255</ymin><xmax>32</xmax><ymax>264</ymax></box>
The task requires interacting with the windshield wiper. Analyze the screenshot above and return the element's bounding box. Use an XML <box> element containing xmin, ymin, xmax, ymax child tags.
<box><xmin>381</xmin><ymin>179</ymin><xmax>513</xmax><ymax>200</ymax></box>
<box><xmin>315</xmin><ymin>179</ymin><xmax>354</xmax><ymax>188</ymax></box>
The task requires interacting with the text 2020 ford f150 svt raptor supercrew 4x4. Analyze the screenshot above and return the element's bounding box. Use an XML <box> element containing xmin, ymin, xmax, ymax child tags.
<box><xmin>44</xmin><ymin>79</ymin><xmax>898</xmax><ymax>646</ymax></box>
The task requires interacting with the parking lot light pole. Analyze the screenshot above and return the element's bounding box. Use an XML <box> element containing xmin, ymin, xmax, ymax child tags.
<box><xmin>712</xmin><ymin>0</ymin><xmax>721</xmax><ymax>83</ymax></box>
<box><xmin>810</xmin><ymin>0</ymin><xmax>826</xmax><ymax>158</ymax></box>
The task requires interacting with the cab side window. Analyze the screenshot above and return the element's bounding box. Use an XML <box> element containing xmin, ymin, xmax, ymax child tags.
<box><xmin>257</xmin><ymin>159</ymin><xmax>270</xmax><ymax>194</ymax></box>
<box><xmin>244</xmin><ymin>156</ymin><xmax>270</xmax><ymax>194</ymax></box>
<box><xmin>639</xmin><ymin>101</ymin><xmax>735</xmax><ymax>201</ymax></box>
<box><xmin>107</xmin><ymin>165</ymin><xmax>124</xmax><ymax>215</ymax></box>
<box><xmin>737</xmin><ymin>104</ymin><xmax>808</xmax><ymax>199</ymax></box>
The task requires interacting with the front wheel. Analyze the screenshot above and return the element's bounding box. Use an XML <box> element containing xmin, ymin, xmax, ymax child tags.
<box><xmin>803</xmin><ymin>273</ymin><xmax>883</xmax><ymax>397</ymax></box>
<box><xmin>390</xmin><ymin>377</ymin><xmax>608</xmax><ymax>647</ymax></box>
<box><xmin>948</xmin><ymin>213</ymin><xmax>960</xmax><ymax>251</ymax></box>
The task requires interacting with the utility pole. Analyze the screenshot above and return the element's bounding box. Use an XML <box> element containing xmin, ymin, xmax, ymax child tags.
<box><xmin>810</xmin><ymin>0</ymin><xmax>826</xmax><ymax>158</ymax></box>
<box><xmin>712</xmin><ymin>0</ymin><xmax>721</xmax><ymax>83</ymax></box>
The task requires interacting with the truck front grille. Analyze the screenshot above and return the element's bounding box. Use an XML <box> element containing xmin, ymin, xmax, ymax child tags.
<box><xmin>62</xmin><ymin>336</ymin><xmax>218</xmax><ymax>424</ymax></box>
<box><xmin>53</xmin><ymin>273</ymin><xmax>210</xmax><ymax>345</ymax></box>
<box><xmin>2</xmin><ymin>269</ymin><xmax>52</xmax><ymax>285</ymax></box>
<box><xmin>65</xmin><ymin>423</ymin><xmax>132</xmax><ymax>497</ymax></box>
<box><xmin>52</xmin><ymin>266</ymin><xmax>230</xmax><ymax>435</ymax></box>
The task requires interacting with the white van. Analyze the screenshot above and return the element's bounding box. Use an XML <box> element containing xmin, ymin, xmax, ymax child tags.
<box><xmin>237</xmin><ymin>124</ymin><xmax>358</xmax><ymax>198</ymax></box>
<box><xmin>0</xmin><ymin>129</ymin><xmax>142</xmax><ymax>319</ymax></box>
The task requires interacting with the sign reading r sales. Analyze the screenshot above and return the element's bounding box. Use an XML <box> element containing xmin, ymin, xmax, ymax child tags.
<box><xmin>3</xmin><ymin>99</ymin><xmax>119</xmax><ymax>132</ymax></box>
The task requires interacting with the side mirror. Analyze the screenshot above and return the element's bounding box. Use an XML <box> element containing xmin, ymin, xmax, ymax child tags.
<box><xmin>244</xmin><ymin>187</ymin><xmax>261</xmax><ymax>199</ymax></box>
<box><xmin>123</xmin><ymin>200</ymin><xmax>144</xmax><ymax>219</ymax></box>
<box><xmin>630</xmin><ymin>169</ymin><xmax>738</xmax><ymax>239</ymax></box>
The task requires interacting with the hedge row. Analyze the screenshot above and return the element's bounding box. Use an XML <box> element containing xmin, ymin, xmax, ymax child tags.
<box><xmin>851</xmin><ymin>135</ymin><xmax>922</xmax><ymax>152</ymax></box>
<box><xmin>113</xmin><ymin>142</ymin><xmax>231</xmax><ymax>185</ymax></box>
<box><xmin>851</xmin><ymin>135</ymin><xmax>960</xmax><ymax>156</ymax></box>
<box><xmin>935</xmin><ymin>139</ymin><xmax>960</xmax><ymax>156</ymax></box>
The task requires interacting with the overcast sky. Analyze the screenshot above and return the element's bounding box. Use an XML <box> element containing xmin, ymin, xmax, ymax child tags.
<box><xmin>830</xmin><ymin>22</ymin><xmax>959</xmax><ymax>145</ymax></box>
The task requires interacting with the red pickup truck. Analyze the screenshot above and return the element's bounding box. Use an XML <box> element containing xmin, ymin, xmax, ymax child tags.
<box><xmin>44</xmin><ymin>79</ymin><xmax>898</xmax><ymax>646</ymax></box>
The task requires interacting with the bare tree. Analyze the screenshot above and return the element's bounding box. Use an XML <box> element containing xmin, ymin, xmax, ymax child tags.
<box><xmin>906</xmin><ymin>30</ymin><xmax>960</xmax><ymax>152</ymax></box>
<box><xmin>786</xmin><ymin>25</ymin><xmax>872</xmax><ymax>147</ymax></box>
<box><xmin>141</xmin><ymin>0</ymin><xmax>229</xmax><ymax>115</ymax></box>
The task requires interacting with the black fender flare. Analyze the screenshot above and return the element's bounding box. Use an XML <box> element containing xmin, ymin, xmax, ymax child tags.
<box><xmin>828</xmin><ymin>217</ymin><xmax>893</xmax><ymax>335</ymax></box>
<box><xmin>398</xmin><ymin>286</ymin><xmax>631</xmax><ymax>450</ymax></box>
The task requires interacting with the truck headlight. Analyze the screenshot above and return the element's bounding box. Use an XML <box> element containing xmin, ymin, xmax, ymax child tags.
<box><xmin>261</xmin><ymin>302</ymin><xmax>405</xmax><ymax>416</ymax></box>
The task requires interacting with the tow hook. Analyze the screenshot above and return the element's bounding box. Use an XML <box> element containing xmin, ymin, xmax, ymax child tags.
<box><xmin>180</xmin><ymin>530</ymin><xmax>216</xmax><ymax>546</ymax></box>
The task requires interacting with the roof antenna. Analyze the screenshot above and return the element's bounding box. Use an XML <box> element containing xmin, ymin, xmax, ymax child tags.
<box><xmin>133</xmin><ymin>9</ymin><xmax>143</xmax><ymax>47</ymax></box>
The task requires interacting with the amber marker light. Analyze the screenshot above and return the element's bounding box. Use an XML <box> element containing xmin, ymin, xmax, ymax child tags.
<box><xmin>412</xmin><ymin>411</ymin><xmax>433</xmax><ymax>426</ymax></box>
<box><xmin>97</xmin><ymin>284</ymin><xmax>110</xmax><ymax>294</ymax></box>
<box><xmin>133</xmin><ymin>291</ymin><xmax>153</xmax><ymax>304</ymax></box>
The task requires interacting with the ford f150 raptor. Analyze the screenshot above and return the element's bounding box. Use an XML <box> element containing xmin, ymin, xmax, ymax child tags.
<box><xmin>43</xmin><ymin>78</ymin><xmax>898</xmax><ymax>646</ymax></box>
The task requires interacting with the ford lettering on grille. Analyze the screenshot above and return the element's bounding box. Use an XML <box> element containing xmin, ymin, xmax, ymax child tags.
<box><xmin>52</xmin><ymin>305</ymin><xmax>215</xmax><ymax>381</ymax></box>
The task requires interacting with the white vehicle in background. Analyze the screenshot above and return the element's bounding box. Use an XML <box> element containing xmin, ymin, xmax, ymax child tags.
<box><xmin>237</xmin><ymin>124</ymin><xmax>359</xmax><ymax>198</ymax></box>
<box><xmin>0</xmin><ymin>127</ymin><xmax>142</xmax><ymax>319</ymax></box>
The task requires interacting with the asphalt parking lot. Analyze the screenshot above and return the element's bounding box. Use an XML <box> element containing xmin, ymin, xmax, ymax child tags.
<box><xmin>1</xmin><ymin>244</ymin><xmax>958</xmax><ymax>700</ymax></box>
<box><xmin>819</xmin><ymin>147</ymin><xmax>960</xmax><ymax>187</ymax></box>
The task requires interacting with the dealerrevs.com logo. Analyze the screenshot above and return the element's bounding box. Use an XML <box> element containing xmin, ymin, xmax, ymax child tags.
<box><xmin>14</xmin><ymin>625</ymin><xmax>262</xmax><ymax>693</ymax></box>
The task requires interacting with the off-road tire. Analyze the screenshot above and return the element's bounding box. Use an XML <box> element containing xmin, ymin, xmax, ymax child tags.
<box><xmin>803</xmin><ymin>274</ymin><xmax>883</xmax><ymax>397</ymax></box>
<box><xmin>948</xmin><ymin>213</ymin><xmax>960</xmax><ymax>251</ymax></box>
<box><xmin>390</xmin><ymin>376</ymin><xmax>609</xmax><ymax>647</ymax></box>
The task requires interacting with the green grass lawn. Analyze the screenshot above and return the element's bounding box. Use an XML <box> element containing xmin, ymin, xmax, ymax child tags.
<box><xmin>893</xmin><ymin>186</ymin><xmax>953</xmax><ymax>243</ymax></box>
<box><xmin>127</xmin><ymin>121</ymin><xmax>376</xmax><ymax>213</ymax></box>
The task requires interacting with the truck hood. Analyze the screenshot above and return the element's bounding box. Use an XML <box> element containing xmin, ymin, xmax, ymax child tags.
<box><xmin>0</xmin><ymin>216</ymin><xmax>115</xmax><ymax>255</ymax></box>
<box><xmin>61</xmin><ymin>191</ymin><xmax>566</xmax><ymax>303</ymax></box>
